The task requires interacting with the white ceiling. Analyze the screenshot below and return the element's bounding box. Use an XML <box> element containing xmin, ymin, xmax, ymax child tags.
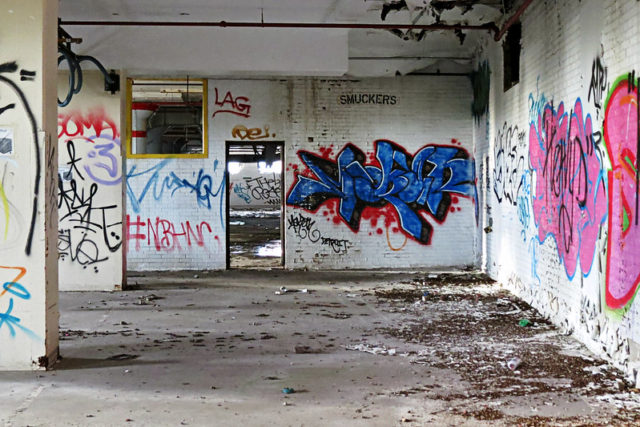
<box><xmin>58</xmin><ymin>0</ymin><xmax>507</xmax><ymax>77</ymax></box>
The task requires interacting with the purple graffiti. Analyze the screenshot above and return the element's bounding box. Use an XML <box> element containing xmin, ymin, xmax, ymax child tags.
<box><xmin>529</xmin><ymin>99</ymin><xmax>607</xmax><ymax>278</ymax></box>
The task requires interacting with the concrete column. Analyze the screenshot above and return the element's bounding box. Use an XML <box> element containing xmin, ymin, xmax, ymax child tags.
<box><xmin>0</xmin><ymin>0</ymin><xmax>59</xmax><ymax>369</ymax></box>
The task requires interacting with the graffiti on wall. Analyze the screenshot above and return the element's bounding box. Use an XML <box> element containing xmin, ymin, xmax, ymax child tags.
<box><xmin>231</xmin><ymin>124</ymin><xmax>274</xmax><ymax>140</ymax></box>
<box><xmin>0</xmin><ymin>266</ymin><xmax>40</xmax><ymax>341</ymax></box>
<box><xmin>0</xmin><ymin>61</ymin><xmax>39</xmax><ymax>255</ymax></box>
<box><xmin>529</xmin><ymin>98</ymin><xmax>607</xmax><ymax>279</ymax></box>
<box><xmin>125</xmin><ymin>159</ymin><xmax>225</xmax><ymax>230</ymax></box>
<box><xmin>244</xmin><ymin>174</ymin><xmax>281</xmax><ymax>206</ymax></box>
<box><xmin>528</xmin><ymin>77</ymin><xmax>548</xmax><ymax>124</ymax></box>
<box><xmin>58</xmin><ymin>109</ymin><xmax>122</xmax><ymax>272</ymax></box>
<box><xmin>287</xmin><ymin>212</ymin><xmax>351</xmax><ymax>254</ymax></box>
<box><xmin>231</xmin><ymin>174</ymin><xmax>281</xmax><ymax>206</ymax></box>
<box><xmin>126</xmin><ymin>215</ymin><xmax>214</xmax><ymax>252</ymax></box>
<box><xmin>212</xmin><ymin>88</ymin><xmax>251</xmax><ymax>119</ymax></box>
<box><xmin>493</xmin><ymin>122</ymin><xmax>527</xmax><ymax>206</ymax></box>
<box><xmin>287</xmin><ymin>140</ymin><xmax>477</xmax><ymax>245</ymax></box>
<box><xmin>603</xmin><ymin>72</ymin><xmax>639</xmax><ymax>311</ymax></box>
<box><xmin>588</xmin><ymin>56</ymin><xmax>608</xmax><ymax>119</ymax></box>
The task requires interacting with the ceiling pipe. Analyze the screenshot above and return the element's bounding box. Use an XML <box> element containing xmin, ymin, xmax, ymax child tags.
<box><xmin>59</xmin><ymin>19</ymin><xmax>499</xmax><ymax>36</ymax></box>
<box><xmin>494</xmin><ymin>0</ymin><xmax>533</xmax><ymax>41</ymax></box>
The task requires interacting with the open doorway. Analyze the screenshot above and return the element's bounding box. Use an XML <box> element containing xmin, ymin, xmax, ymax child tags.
<box><xmin>226</xmin><ymin>142</ymin><xmax>284</xmax><ymax>269</ymax></box>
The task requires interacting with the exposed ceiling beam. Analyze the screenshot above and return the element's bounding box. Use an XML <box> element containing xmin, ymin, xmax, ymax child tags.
<box><xmin>59</xmin><ymin>19</ymin><xmax>499</xmax><ymax>37</ymax></box>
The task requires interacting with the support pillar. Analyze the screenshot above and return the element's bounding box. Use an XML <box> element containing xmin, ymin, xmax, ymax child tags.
<box><xmin>0</xmin><ymin>0</ymin><xmax>59</xmax><ymax>369</ymax></box>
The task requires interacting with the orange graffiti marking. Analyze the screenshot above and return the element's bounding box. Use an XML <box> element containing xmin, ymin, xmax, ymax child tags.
<box><xmin>231</xmin><ymin>124</ymin><xmax>273</xmax><ymax>141</ymax></box>
<box><xmin>386</xmin><ymin>226</ymin><xmax>407</xmax><ymax>251</ymax></box>
<box><xmin>0</xmin><ymin>265</ymin><xmax>26</xmax><ymax>298</ymax></box>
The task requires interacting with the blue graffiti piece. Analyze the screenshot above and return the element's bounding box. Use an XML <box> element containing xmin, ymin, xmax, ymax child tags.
<box><xmin>126</xmin><ymin>160</ymin><xmax>226</xmax><ymax>230</ymax></box>
<box><xmin>287</xmin><ymin>140</ymin><xmax>477</xmax><ymax>244</ymax></box>
<box><xmin>3</xmin><ymin>282</ymin><xmax>30</xmax><ymax>300</ymax></box>
<box><xmin>233</xmin><ymin>184</ymin><xmax>251</xmax><ymax>204</ymax></box>
<box><xmin>0</xmin><ymin>298</ymin><xmax>42</xmax><ymax>341</ymax></box>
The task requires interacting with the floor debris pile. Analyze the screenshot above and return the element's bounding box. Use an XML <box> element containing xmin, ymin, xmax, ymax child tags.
<box><xmin>370</xmin><ymin>273</ymin><xmax>640</xmax><ymax>425</ymax></box>
<box><xmin>2</xmin><ymin>270</ymin><xmax>639</xmax><ymax>426</ymax></box>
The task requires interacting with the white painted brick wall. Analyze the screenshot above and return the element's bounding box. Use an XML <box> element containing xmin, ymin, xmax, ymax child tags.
<box><xmin>477</xmin><ymin>0</ymin><xmax>640</xmax><ymax>383</ymax></box>
<box><xmin>286</xmin><ymin>77</ymin><xmax>477</xmax><ymax>270</ymax></box>
<box><xmin>127</xmin><ymin>76</ymin><xmax>477</xmax><ymax>271</ymax></box>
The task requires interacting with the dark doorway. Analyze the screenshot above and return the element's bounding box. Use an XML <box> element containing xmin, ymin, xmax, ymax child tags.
<box><xmin>225</xmin><ymin>142</ymin><xmax>284</xmax><ymax>269</ymax></box>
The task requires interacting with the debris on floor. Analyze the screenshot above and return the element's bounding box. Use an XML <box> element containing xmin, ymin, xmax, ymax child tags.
<box><xmin>4</xmin><ymin>270</ymin><xmax>638</xmax><ymax>426</ymax></box>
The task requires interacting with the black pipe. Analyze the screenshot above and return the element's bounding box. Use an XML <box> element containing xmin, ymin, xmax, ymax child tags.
<box><xmin>60</xmin><ymin>19</ymin><xmax>499</xmax><ymax>36</ymax></box>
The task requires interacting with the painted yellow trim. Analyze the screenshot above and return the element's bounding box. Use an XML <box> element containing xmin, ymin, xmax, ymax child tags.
<box><xmin>126</xmin><ymin>77</ymin><xmax>209</xmax><ymax>159</ymax></box>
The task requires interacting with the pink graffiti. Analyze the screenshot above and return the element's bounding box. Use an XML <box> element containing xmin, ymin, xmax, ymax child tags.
<box><xmin>529</xmin><ymin>99</ymin><xmax>607</xmax><ymax>278</ymax></box>
<box><xmin>126</xmin><ymin>215</ymin><xmax>213</xmax><ymax>252</ymax></box>
<box><xmin>604</xmin><ymin>74</ymin><xmax>639</xmax><ymax>310</ymax></box>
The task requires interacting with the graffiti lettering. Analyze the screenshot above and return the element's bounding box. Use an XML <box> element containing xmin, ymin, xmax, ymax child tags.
<box><xmin>287</xmin><ymin>140</ymin><xmax>477</xmax><ymax>245</ymax></box>
<box><xmin>126</xmin><ymin>159</ymin><xmax>225</xmax><ymax>231</ymax></box>
<box><xmin>528</xmin><ymin>77</ymin><xmax>548</xmax><ymax>124</ymax></box>
<box><xmin>126</xmin><ymin>215</ymin><xmax>214</xmax><ymax>252</ymax></box>
<box><xmin>288</xmin><ymin>213</ymin><xmax>321</xmax><ymax>242</ymax></box>
<box><xmin>588</xmin><ymin>56</ymin><xmax>608</xmax><ymax>117</ymax></box>
<box><xmin>58</xmin><ymin>136</ymin><xmax>122</xmax><ymax>272</ymax></box>
<box><xmin>320</xmin><ymin>237</ymin><xmax>351</xmax><ymax>254</ymax></box>
<box><xmin>212</xmin><ymin>88</ymin><xmax>251</xmax><ymax>118</ymax></box>
<box><xmin>231</xmin><ymin>124</ymin><xmax>273</xmax><ymax>140</ymax></box>
<box><xmin>245</xmin><ymin>174</ymin><xmax>281</xmax><ymax>205</ymax></box>
<box><xmin>232</xmin><ymin>183</ymin><xmax>251</xmax><ymax>204</ymax></box>
<box><xmin>287</xmin><ymin>212</ymin><xmax>350</xmax><ymax>254</ymax></box>
<box><xmin>493</xmin><ymin>122</ymin><xmax>527</xmax><ymax>205</ymax></box>
<box><xmin>0</xmin><ymin>61</ymin><xmax>39</xmax><ymax>255</ymax></box>
<box><xmin>604</xmin><ymin>72</ymin><xmax>640</xmax><ymax>310</ymax></box>
<box><xmin>529</xmin><ymin>99</ymin><xmax>607</xmax><ymax>279</ymax></box>
<box><xmin>0</xmin><ymin>266</ymin><xmax>40</xmax><ymax>341</ymax></box>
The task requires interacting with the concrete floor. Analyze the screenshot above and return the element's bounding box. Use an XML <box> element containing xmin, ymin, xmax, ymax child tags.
<box><xmin>2</xmin><ymin>270</ymin><xmax>639</xmax><ymax>426</ymax></box>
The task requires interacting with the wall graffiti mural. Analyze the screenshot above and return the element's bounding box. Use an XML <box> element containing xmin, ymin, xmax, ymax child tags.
<box><xmin>125</xmin><ymin>159</ymin><xmax>226</xmax><ymax>230</ymax></box>
<box><xmin>529</xmin><ymin>98</ymin><xmax>607</xmax><ymax>279</ymax></box>
<box><xmin>493</xmin><ymin>122</ymin><xmax>527</xmax><ymax>206</ymax></box>
<box><xmin>588</xmin><ymin>55</ymin><xmax>608</xmax><ymax>119</ymax></box>
<box><xmin>126</xmin><ymin>215</ymin><xmax>214</xmax><ymax>252</ymax></box>
<box><xmin>287</xmin><ymin>212</ymin><xmax>351</xmax><ymax>254</ymax></box>
<box><xmin>287</xmin><ymin>140</ymin><xmax>477</xmax><ymax>245</ymax></box>
<box><xmin>0</xmin><ymin>61</ymin><xmax>39</xmax><ymax>255</ymax></box>
<box><xmin>0</xmin><ymin>266</ymin><xmax>40</xmax><ymax>341</ymax></box>
<box><xmin>58</xmin><ymin>109</ymin><xmax>122</xmax><ymax>273</ymax></box>
<box><xmin>212</xmin><ymin>88</ymin><xmax>251</xmax><ymax>119</ymax></box>
<box><xmin>603</xmin><ymin>72</ymin><xmax>639</xmax><ymax>311</ymax></box>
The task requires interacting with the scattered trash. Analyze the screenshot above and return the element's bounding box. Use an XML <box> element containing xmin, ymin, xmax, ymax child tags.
<box><xmin>136</xmin><ymin>294</ymin><xmax>164</xmax><ymax>306</ymax></box>
<box><xmin>275</xmin><ymin>286</ymin><xmax>308</xmax><ymax>295</ymax></box>
<box><xmin>421</xmin><ymin>291</ymin><xmax>429</xmax><ymax>302</ymax></box>
<box><xmin>344</xmin><ymin>343</ymin><xmax>400</xmax><ymax>356</ymax></box>
<box><xmin>282</xmin><ymin>387</ymin><xmax>295</xmax><ymax>394</ymax></box>
<box><xmin>294</xmin><ymin>345</ymin><xmax>320</xmax><ymax>354</ymax></box>
<box><xmin>193</xmin><ymin>274</ymin><xmax>199</xmax><ymax>279</ymax></box>
<box><xmin>106</xmin><ymin>353</ymin><xmax>139</xmax><ymax>361</ymax></box>
<box><xmin>518</xmin><ymin>318</ymin><xmax>531</xmax><ymax>327</ymax></box>
<box><xmin>507</xmin><ymin>357</ymin><xmax>522</xmax><ymax>371</ymax></box>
